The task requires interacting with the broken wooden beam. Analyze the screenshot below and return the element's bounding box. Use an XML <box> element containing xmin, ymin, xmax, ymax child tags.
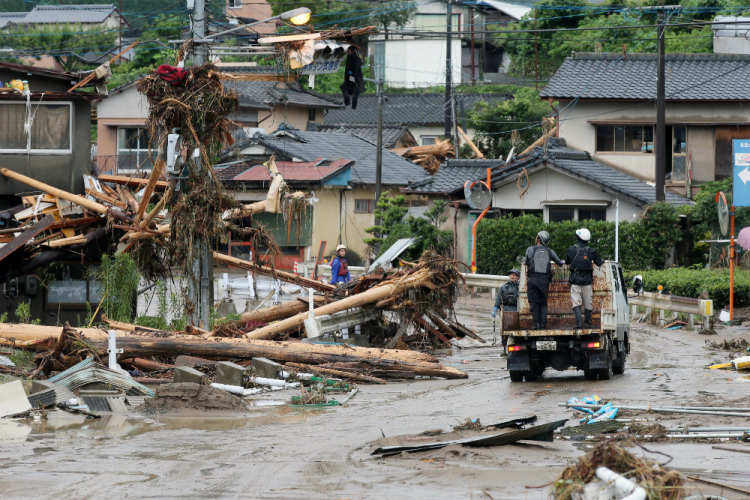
<box><xmin>284</xmin><ymin>362</ymin><xmax>387</xmax><ymax>384</ymax></box>
<box><xmin>0</xmin><ymin>168</ymin><xmax>132</xmax><ymax>223</ymax></box>
<box><xmin>96</xmin><ymin>174</ymin><xmax>169</xmax><ymax>191</ymax></box>
<box><xmin>0</xmin><ymin>214</ymin><xmax>55</xmax><ymax>263</ymax></box>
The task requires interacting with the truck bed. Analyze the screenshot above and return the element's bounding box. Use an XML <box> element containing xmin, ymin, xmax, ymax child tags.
<box><xmin>503</xmin><ymin>328</ymin><xmax>600</xmax><ymax>337</ymax></box>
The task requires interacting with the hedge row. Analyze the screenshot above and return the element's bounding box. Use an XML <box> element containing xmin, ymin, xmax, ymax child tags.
<box><xmin>475</xmin><ymin>203</ymin><xmax>682</xmax><ymax>275</ymax></box>
<box><xmin>624</xmin><ymin>268</ymin><xmax>749</xmax><ymax>309</ymax></box>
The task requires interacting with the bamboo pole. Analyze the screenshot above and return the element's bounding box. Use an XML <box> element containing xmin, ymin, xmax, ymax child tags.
<box><xmin>0</xmin><ymin>168</ymin><xmax>131</xmax><ymax>223</ymax></box>
<box><xmin>245</xmin><ymin>271</ymin><xmax>433</xmax><ymax>339</ymax></box>
<box><xmin>457</xmin><ymin>126</ymin><xmax>485</xmax><ymax>159</ymax></box>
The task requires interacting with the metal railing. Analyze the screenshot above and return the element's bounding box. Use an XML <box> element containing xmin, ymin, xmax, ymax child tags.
<box><xmin>628</xmin><ymin>291</ymin><xmax>713</xmax><ymax>330</ymax></box>
<box><xmin>91</xmin><ymin>154</ymin><xmax>154</xmax><ymax>176</ymax></box>
<box><xmin>316</xmin><ymin>264</ymin><xmax>507</xmax><ymax>289</ymax></box>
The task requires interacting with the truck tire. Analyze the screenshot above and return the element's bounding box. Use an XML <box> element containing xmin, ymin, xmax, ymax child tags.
<box><xmin>598</xmin><ymin>339</ymin><xmax>613</xmax><ymax>380</ymax></box>
<box><xmin>524</xmin><ymin>370</ymin><xmax>537</xmax><ymax>382</ymax></box>
<box><xmin>613</xmin><ymin>349</ymin><xmax>626</xmax><ymax>375</ymax></box>
<box><xmin>583</xmin><ymin>368</ymin><xmax>597</xmax><ymax>380</ymax></box>
<box><xmin>509</xmin><ymin>370</ymin><xmax>524</xmax><ymax>382</ymax></box>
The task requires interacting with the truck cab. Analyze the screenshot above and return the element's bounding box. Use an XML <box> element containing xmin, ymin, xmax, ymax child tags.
<box><xmin>502</xmin><ymin>261</ymin><xmax>630</xmax><ymax>382</ymax></box>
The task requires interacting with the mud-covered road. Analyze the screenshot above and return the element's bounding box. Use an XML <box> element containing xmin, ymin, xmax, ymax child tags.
<box><xmin>1</xmin><ymin>294</ymin><xmax>750</xmax><ymax>499</ymax></box>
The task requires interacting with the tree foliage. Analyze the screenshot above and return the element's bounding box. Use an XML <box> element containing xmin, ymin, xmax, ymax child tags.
<box><xmin>497</xmin><ymin>0</ymin><xmax>720</xmax><ymax>79</ymax></box>
<box><xmin>268</xmin><ymin>0</ymin><xmax>416</xmax><ymax>30</ymax></box>
<box><xmin>467</xmin><ymin>86</ymin><xmax>552</xmax><ymax>159</ymax></box>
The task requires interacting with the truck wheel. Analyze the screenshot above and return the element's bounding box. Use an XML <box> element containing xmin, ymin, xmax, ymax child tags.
<box><xmin>524</xmin><ymin>371</ymin><xmax>537</xmax><ymax>382</ymax></box>
<box><xmin>583</xmin><ymin>369</ymin><xmax>597</xmax><ymax>380</ymax></box>
<box><xmin>598</xmin><ymin>340</ymin><xmax>613</xmax><ymax>380</ymax></box>
<box><xmin>509</xmin><ymin>370</ymin><xmax>524</xmax><ymax>382</ymax></box>
<box><xmin>613</xmin><ymin>349</ymin><xmax>626</xmax><ymax>375</ymax></box>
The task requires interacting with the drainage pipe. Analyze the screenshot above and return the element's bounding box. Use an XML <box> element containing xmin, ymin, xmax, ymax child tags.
<box><xmin>596</xmin><ymin>467</ymin><xmax>646</xmax><ymax>500</ymax></box>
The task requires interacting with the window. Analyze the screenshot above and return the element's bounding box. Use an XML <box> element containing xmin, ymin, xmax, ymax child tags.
<box><xmin>0</xmin><ymin>102</ymin><xmax>72</xmax><ymax>153</ymax></box>
<box><xmin>549</xmin><ymin>207</ymin><xmax>575</xmax><ymax>222</ymax></box>
<box><xmin>578</xmin><ymin>207</ymin><xmax>607</xmax><ymax>221</ymax></box>
<box><xmin>415</xmin><ymin>13</ymin><xmax>460</xmax><ymax>33</ymax></box>
<box><xmin>227</xmin><ymin>0</ymin><xmax>241</xmax><ymax>8</ymax></box>
<box><xmin>308</xmin><ymin>109</ymin><xmax>316</xmax><ymax>121</ymax></box>
<box><xmin>117</xmin><ymin>127</ymin><xmax>153</xmax><ymax>173</ymax></box>
<box><xmin>45</xmin><ymin>264</ymin><xmax>101</xmax><ymax>308</ymax></box>
<box><xmin>355</xmin><ymin>199</ymin><xmax>376</xmax><ymax>213</ymax></box>
<box><xmin>421</xmin><ymin>136</ymin><xmax>439</xmax><ymax>146</ymax></box>
<box><xmin>596</xmin><ymin>125</ymin><xmax>653</xmax><ymax>153</ymax></box>
<box><xmin>671</xmin><ymin>126</ymin><xmax>687</xmax><ymax>182</ymax></box>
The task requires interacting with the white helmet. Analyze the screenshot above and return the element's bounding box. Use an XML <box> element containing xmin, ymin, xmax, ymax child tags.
<box><xmin>576</xmin><ymin>228</ymin><xmax>591</xmax><ymax>242</ymax></box>
<box><xmin>336</xmin><ymin>244</ymin><xmax>347</xmax><ymax>251</ymax></box>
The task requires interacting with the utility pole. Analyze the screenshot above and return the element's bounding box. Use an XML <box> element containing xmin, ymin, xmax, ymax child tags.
<box><xmin>534</xmin><ymin>8</ymin><xmax>539</xmax><ymax>90</ymax></box>
<box><xmin>444</xmin><ymin>0</ymin><xmax>453</xmax><ymax>142</ymax></box>
<box><xmin>189</xmin><ymin>0</ymin><xmax>212</xmax><ymax>328</ymax></box>
<box><xmin>374</xmin><ymin>70</ymin><xmax>384</xmax><ymax>213</ymax></box>
<box><xmin>655</xmin><ymin>6</ymin><xmax>666</xmax><ymax>202</ymax></box>
<box><xmin>470</xmin><ymin>7</ymin><xmax>475</xmax><ymax>85</ymax></box>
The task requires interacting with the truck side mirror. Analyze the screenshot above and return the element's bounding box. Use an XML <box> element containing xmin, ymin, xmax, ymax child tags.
<box><xmin>632</xmin><ymin>275</ymin><xmax>643</xmax><ymax>294</ymax></box>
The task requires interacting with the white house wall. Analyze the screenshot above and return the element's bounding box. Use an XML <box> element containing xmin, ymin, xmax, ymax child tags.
<box><xmin>557</xmin><ymin>100</ymin><xmax>750</xmax><ymax>181</ymax></box>
<box><xmin>382</xmin><ymin>39</ymin><xmax>462</xmax><ymax>88</ymax></box>
<box><xmin>492</xmin><ymin>168</ymin><xmax>643</xmax><ymax>222</ymax></box>
<box><xmin>97</xmin><ymin>86</ymin><xmax>150</xmax><ymax>119</ymax></box>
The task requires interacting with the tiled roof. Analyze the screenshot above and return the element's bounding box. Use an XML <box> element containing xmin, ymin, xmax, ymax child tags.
<box><xmin>0</xmin><ymin>13</ymin><xmax>26</xmax><ymax>29</ymax></box>
<box><xmin>406</xmin><ymin>159</ymin><xmax>506</xmax><ymax>194</ymax></box>
<box><xmin>307</xmin><ymin>122</ymin><xmax>416</xmax><ymax>148</ymax></box>
<box><xmin>16</xmin><ymin>4</ymin><xmax>119</xmax><ymax>25</ymax></box>
<box><xmin>444</xmin><ymin>139</ymin><xmax>691</xmax><ymax>207</ymax></box>
<box><xmin>243</xmin><ymin>130</ymin><xmax>430</xmax><ymax>187</ymax></box>
<box><xmin>233</xmin><ymin>159</ymin><xmax>351</xmax><ymax>182</ymax></box>
<box><xmin>223</xmin><ymin>80</ymin><xmax>343</xmax><ymax>111</ymax></box>
<box><xmin>540</xmin><ymin>52</ymin><xmax>750</xmax><ymax>101</ymax></box>
<box><xmin>324</xmin><ymin>92</ymin><xmax>511</xmax><ymax>126</ymax></box>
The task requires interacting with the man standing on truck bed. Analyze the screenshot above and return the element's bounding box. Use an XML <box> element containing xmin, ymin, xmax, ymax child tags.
<box><xmin>525</xmin><ymin>231</ymin><xmax>564</xmax><ymax>330</ymax></box>
<box><xmin>566</xmin><ymin>228</ymin><xmax>604</xmax><ymax>329</ymax></box>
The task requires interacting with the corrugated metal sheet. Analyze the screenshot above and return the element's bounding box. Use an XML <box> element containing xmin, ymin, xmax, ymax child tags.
<box><xmin>83</xmin><ymin>396</ymin><xmax>111</xmax><ymax>412</ymax></box>
<box><xmin>27</xmin><ymin>386</ymin><xmax>75</xmax><ymax>408</ymax></box>
<box><xmin>21</xmin><ymin>5</ymin><xmax>116</xmax><ymax>25</ymax></box>
<box><xmin>49</xmin><ymin>357</ymin><xmax>155</xmax><ymax>397</ymax></box>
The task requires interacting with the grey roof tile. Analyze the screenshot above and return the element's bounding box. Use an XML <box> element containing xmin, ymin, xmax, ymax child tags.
<box><xmin>0</xmin><ymin>13</ymin><xmax>27</xmax><ymax>29</ymax></box>
<box><xmin>306</xmin><ymin>123</ymin><xmax>414</xmax><ymax>148</ymax></box>
<box><xmin>540</xmin><ymin>52</ymin><xmax>750</xmax><ymax>101</ymax></box>
<box><xmin>248</xmin><ymin>130</ymin><xmax>430</xmax><ymax>187</ymax></box>
<box><xmin>324</xmin><ymin>92</ymin><xmax>511</xmax><ymax>126</ymax></box>
<box><xmin>20</xmin><ymin>4</ymin><xmax>117</xmax><ymax>24</ymax></box>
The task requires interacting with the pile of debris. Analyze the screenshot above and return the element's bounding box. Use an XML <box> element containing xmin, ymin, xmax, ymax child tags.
<box><xmin>393</xmin><ymin>138</ymin><xmax>456</xmax><ymax>175</ymax></box>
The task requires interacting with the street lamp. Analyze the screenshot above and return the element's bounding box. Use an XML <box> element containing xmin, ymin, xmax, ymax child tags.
<box><xmin>207</xmin><ymin>7</ymin><xmax>312</xmax><ymax>40</ymax></box>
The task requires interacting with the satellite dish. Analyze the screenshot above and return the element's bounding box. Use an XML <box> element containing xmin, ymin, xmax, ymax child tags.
<box><xmin>717</xmin><ymin>191</ymin><xmax>729</xmax><ymax>236</ymax></box>
<box><xmin>464</xmin><ymin>180</ymin><xmax>491</xmax><ymax>210</ymax></box>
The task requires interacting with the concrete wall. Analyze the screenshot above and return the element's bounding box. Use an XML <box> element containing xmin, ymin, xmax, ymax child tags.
<box><xmin>557</xmin><ymin>99</ymin><xmax>750</xmax><ymax>181</ymax></box>
<box><xmin>259</xmin><ymin>104</ymin><xmax>322</xmax><ymax>132</ymax></box>
<box><xmin>97</xmin><ymin>86</ymin><xmax>150</xmax><ymax>120</ymax></box>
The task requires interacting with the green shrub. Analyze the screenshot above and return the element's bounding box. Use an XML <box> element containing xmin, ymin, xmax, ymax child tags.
<box><xmin>625</xmin><ymin>268</ymin><xmax>750</xmax><ymax>309</ymax></box>
<box><xmin>476</xmin><ymin>203</ymin><xmax>682</xmax><ymax>275</ymax></box>
<box><xmin>95</xmin><ymin>254</ymin><xmax>139</xmax><ymax>323</ymax></box>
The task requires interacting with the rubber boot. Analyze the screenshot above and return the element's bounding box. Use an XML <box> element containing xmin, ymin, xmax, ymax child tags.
<box><xmin>584</xmin><ymin>309</ymin><xmax>593</xmax><ymax>328</ymax></box>
<box><xmin>540</xmin><ymin>304</ymin><xmax>548</xmax><ymax>329</ymax></box>
<box><xmin>530</xmin><ymin>305</ymin><xmax>540</xmax><ymax>330</ymax></box>
<box><xmin>573</xmin><ymin>306</ymin><xmax>582</xmax><ymax>329</ymax></box>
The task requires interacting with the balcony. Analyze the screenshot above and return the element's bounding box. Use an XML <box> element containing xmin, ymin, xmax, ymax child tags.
<box><xmin>92</xmin><ymin>153</ymin><xmax>155</xmax><ymax>176</ymax></box>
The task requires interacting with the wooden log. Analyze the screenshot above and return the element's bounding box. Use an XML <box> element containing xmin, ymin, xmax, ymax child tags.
<box><xmin>416</xmin><ymin>315</ymin><xmax>450</xmax><ymax>343</ymax></box>
<box><xmin>139</xmin><ymin>186</ymin><xmax>171</xmax><ymax>229</ymax></box>
<box><xmin>445</xmin><ymin>318</ymin><xmax>485</xmax><ymax>343</ymax></box>
<box><xmin>98</xmin><ymin>174</ymin><xmax>169</xmax><ymax>191</ymax></box>
<box><xmin>121</xmin><ymin>357</ymin><xmax>174</xmax><ymax>372</ymax></box>
<box><xmin>521</xmin><ymin>117</ymin><xmax>558</xmax><ymax>155</ymax></box>
<box><xmin>284</xmin><ymin>362</ymin><xmax>387</xmax><ymax>384</ymax></box>
<box><xmin>134</xmin><ymin>159</ymin><xmax>166</xmax><ymax>223</ymax></box>
<box><xmin>240</xmin><ymin>296</ymin><xmax>325</xmax><ymax>324</ymax></box>
<box><xmin>0</xmin><ymin>214</ymin><xmax>55</xmax><ymax>263</ymax></box>
<box><xmin>84</xmin><ymin>337</ymin><xmax>468</xmax><ymax>379</ymax></box>
<box><xmin>121</xmin><ymin>188</ymin><xmax>140</xmax><ymax>213</ymax></box>
<box><xmin>427</xmin><ymin>312</ymin><xmax>458</xmax><ymax>338</ymax></box>
<box><xmin>245</xmin><ymin>271</ymin><xmax>433</xmax><ymax>340</ymax></box>
<box><xmin>457</xmin><ymin>126</ymin><xmax>485</xmax><ymax>159</ymax></box>
<box><xmin>0</xmin><ymin>168</ymin><xmax>131</xmax><ymax>223</ymax></box>
<box><xmin>213</xmin><ymin>251</ymin><xmax>335</xmax><ymax>293</ymax></box>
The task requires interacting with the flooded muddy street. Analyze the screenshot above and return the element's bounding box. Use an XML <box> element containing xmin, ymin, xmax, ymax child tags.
<box><xmin>2</xmin><ymin>294</ymin><xmax>750</xmax><ymax>499</ymax></box>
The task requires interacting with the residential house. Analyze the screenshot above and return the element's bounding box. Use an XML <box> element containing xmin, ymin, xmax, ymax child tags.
<box><xmin>403</xmin><ymin>138</ymin><xmax>692</xmax><ymax>266</ymax></box>
<box><xmin>712</xmin><ymin>16</ymin><xmax>750</xmax><ymax>55</ymax></box>
<box><xmin>223</xmin><ymin>0</ymin><xmax>275</xmax><ymax>35</ymax></box>
<box><xmin>95</xmin><ymin>69</ymin><xmax>343</xmax><ymax>175</ymax></box>
<box><xmin>216</xmin><ymin>128</ymin><xmax>431</xmax><ymax>267</ymax></box>
<box><xmin>306</xmin><ymin>123</ymin><xmax>418</xmax><ymax>149</ymax></box>
<box><xmin>539</xmin><ymin>53</ymin><xmax>750</xmax><ymax>196</ymax></box>
<box><xmin>324</xmin><ymin>92</ymin><xmax>510</xmax><ymax>146</ymax></box>
<box><xmin>475</xmin><ymin>0</ymin><xmax>532</xmax><ymax>74</ymax></box>
<box><xmin>0</xmin><ymin>4</ymin><xmax>128</xmax><ymax>31</ymax></box>
<box><xmin>0</xmin><ymin>61</ymin><xmax>103</xmax><ymax>325</ymax></box>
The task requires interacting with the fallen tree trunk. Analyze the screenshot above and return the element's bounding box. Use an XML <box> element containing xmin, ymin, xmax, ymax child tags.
<box><xmin>245</xmin><ymin>271</ymin><xmax>432</xmax><ymax>340</ymax></box>
<box><xmin>224</xmin><ymin>191</ymin><xmax>306</xmax><ymax>220</ymax></box>
<box><xmin>284</xmin><ymin>362</ymin><xmax>387</xmax><ymax>384</ymax></box>
<box><xmin>85</xmin><ymin>337</ymin><xmax>467</xmax><ymax>379</ymax></box>
<box><xmin>240</xmin><ymin>297</ymin><xmax>326</xmax><ymax>324</ymax></box>
<box><xmin>121</xmin><ymin>357</ymin><xmax>174</xmax><ymax>372</ymax></box>
<box><xmin>213</xmin><ymin>251</ymin><xmax>335</xmax><ymax>293</ymax></box>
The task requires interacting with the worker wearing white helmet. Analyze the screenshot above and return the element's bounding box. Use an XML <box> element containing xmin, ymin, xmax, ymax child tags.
<box><xmin>330</xmin><ymin>244</ymin><xmax>351</xmax><ymax>284</ymax></box>
<box><xmin>565</xmin><ymin>228</ymin><xmax>604</xmax><ymax>329</ymax></box>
